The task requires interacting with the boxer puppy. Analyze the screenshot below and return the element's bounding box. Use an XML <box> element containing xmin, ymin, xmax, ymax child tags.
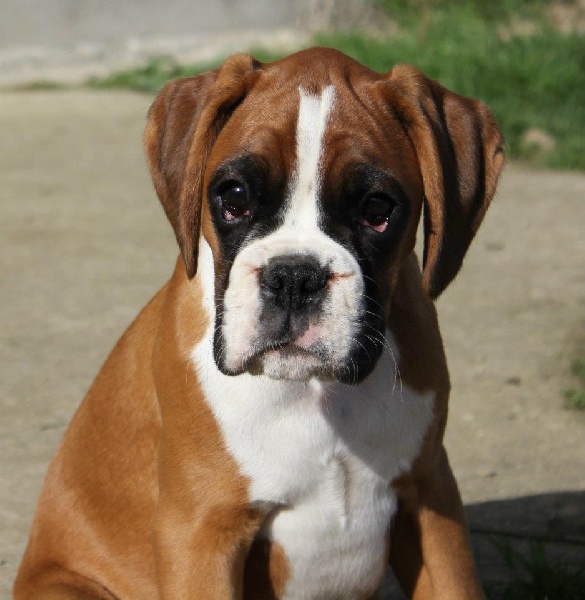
<box><xmin>15</xmin><ymin>47</ymin><xmax>504</xmax><ymax>600</ymax></box>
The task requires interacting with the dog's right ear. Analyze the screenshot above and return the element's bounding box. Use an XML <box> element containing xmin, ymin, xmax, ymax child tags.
<box><xmin>145</xmin><ymin>54</ymin><xmax>261</xmax><ymax>278</ymax></box>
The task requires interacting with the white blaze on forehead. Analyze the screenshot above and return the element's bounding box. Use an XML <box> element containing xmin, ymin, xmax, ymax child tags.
<box><xmin>285</xmin><ymin>85</ymin><xmax>335</xmax><ymax>228</ymax></box>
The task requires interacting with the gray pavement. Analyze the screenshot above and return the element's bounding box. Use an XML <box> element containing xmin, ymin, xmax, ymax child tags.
<box><xmin>1</xmin><ymin>90</ymin><xmax>584</xmax><ymax>598</ymax></box>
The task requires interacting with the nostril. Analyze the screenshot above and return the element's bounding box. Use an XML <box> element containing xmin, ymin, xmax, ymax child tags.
<box><xmin>301</xmin><ymin>270</ymin><xmax>327</xmax><ymax>294</ymax></box>
<box><xmin>264</xmin><ymin>270</ymin><xmax>284</xmax><ymax>291</ymax></box>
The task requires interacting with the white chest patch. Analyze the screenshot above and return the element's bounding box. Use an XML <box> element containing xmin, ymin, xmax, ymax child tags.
<box><xmin>191</xmin><ymin>242</ymin><xmax>436</xmax><ymax>599</ymax></box>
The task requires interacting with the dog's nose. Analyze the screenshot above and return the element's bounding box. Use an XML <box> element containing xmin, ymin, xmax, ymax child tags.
<box><xmin>260</xmin><ymin>255</ymin><xmax>329</xmax><ymax>312</ymax></box>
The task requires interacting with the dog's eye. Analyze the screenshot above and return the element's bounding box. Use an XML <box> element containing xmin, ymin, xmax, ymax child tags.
<box><xmin>219</xmin><ymin>182</ymin><xmax>250</xmax><ymax>221</ymax></box>
<box><xmin>359</xmin><ymin>196</ymin><xmax>394</xmax><ymax>233</ymax></box>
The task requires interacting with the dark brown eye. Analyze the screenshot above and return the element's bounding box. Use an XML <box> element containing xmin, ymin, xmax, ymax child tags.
<box><xmin>359</xmin><ymin>196</ymin><xmax>394</xmax><ymax>233</ymax></box>
<box><xmin>219</xmin><ymin>183</ymin><xmax>250</xmax><ymax>221</ymax></box>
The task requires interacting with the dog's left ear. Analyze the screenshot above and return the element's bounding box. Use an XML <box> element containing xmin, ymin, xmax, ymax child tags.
<box><xmin>383</xmin><ymin>65</ymin><xmax>505</xmax><ymax>299</ymax></box>
<box><xmin>145</xmin><ymin>54</ymin><xmax>261</xmax><ymax>278</ymax></box>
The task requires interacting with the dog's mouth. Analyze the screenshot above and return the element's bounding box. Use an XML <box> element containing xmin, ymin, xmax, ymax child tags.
<box><xmin>242</xmin><ymin>340</ymin><xmax>334</xmax><ymax>382</ymax></box>
<box><xmin>214</xmin><ymin>314</ymin><xmax>336</xmax><ymax>381</ymax></box>
<box><xmin>214</xmin><ymin>313</ymin><xmax>386</xmax><ymax>385</ymax></box>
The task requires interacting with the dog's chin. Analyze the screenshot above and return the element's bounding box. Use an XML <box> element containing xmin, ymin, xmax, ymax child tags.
<box><xmin>218</xmin><ymin>344</ymin><xmax>380</xmax><ymax>385</ymax></box>
<box><xmin>218</xmin><ymin>344</ymin><xmax>335</xmax><ymax>382</ymax></box>
<box><xmin>248</xmin><ymin>347</ymin><xmax>334</xmax><ymax>382</ymax></box>
<box><xmin>217</xmin><ymin>335</ymin><xmax>381</xmax><ymax>384</ymax></box>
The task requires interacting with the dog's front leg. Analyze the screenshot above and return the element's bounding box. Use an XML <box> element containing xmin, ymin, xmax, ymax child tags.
<box><xmin>152</xmin><ymin>397</ymin><xmax>263</xmax><ymax>599</ymax></box>
<box><xmin>154</xmin><ymin>476</ymin><xmax>265</xmax><ymax>599</ymax></box>
<box><xmin>390</xmin><ymin>448</ymin><xmax>485</xmax><ymax>600</ymax></box>
<box><xmin>152</xmin><ymin>442</ymin><xmax>265</xmax><ymax>600</ymax></box>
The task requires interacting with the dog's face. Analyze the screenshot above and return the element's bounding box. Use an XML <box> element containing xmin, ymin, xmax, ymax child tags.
<box><xmin>204</xmin><ymin>78</ymin><xmax>423</xmax><ymax>384</ymax></box>
<box><xmin>146</xmin><ymin>48</ymin><xmax>504</xmax><ymax>385</ymax></box>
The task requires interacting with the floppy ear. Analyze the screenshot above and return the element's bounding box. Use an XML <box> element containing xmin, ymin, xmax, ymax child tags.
<box><xmin>385</xmin><ymin>65</ymin><xmax>505</xmax><ymax>299</ymax></box>
<box><xmin>145</xmin><ymin>54</ymin><xmax>261</xmax><ymax>278</ymax></box>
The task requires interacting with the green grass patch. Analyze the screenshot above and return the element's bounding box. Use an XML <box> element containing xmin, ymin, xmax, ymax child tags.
<box><xmin>564</xmin><ymin>357</ymin><xmax>585</xmax><ymax>410</ymax></box>
<box><xmin>378</xmin><ymin>0</ymin><xmax>551</xmax><ymax>24</ymax></box>
<box><xmin>15</xmin><ymin>80</ymin><xmax>69</xmax><ymax>91</ymax></box>
<box><xmin>487</xmin><ymin>540</ymin><xmax>585</xmax><ymax>599</ymax></box>
<box><xmin>316</xmin><ymin>8</ymin><xmax>585</xmax><ymax>170</ymax></box>
<box><xmin>87</xmin><ymin>3</ymin><xmax>585</xmax><ymax>170</ymax></box>
<box><xmin>87</xmin><ymin>49</ymin><xmax>285</xmax><ymax>94</ymax></box>
<box><xmin>87</xmin><ymin>56</ymin><xmax>219</xmax><ymax>94</ymax></box>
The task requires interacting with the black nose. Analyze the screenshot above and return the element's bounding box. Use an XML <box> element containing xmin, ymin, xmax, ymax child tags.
<box><xmin>260</xmin><ymin>255</ymin><xmax>329</xmax><ymax>312</ymax></box>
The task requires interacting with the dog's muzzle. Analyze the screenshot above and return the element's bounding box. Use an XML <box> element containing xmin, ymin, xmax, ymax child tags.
<box><xmin>214</xmin><ymin>238</ymin><xmax>383</xmax><ymax>384</ymax></box>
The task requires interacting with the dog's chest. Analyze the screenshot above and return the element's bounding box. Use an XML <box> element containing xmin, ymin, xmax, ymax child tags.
<box><xmin>249</xmin><ymin>399</ymin><xmax>400</xmax><ymax>600</ymax></box>
<box><xmin>192</xmin><ymin>338</ymin><xmax>434</xmax><ymax>599</ymax></box>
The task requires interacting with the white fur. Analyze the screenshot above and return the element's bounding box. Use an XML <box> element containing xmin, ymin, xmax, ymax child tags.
<box><xmin>285</xmin><ymin>85</ymin><xmax>335</xmax><ymax>228</ymax></box>
<box><xmin>191</xmin><ymin>239</ymin><xmax>435</xmax><ymax>599</ymax></box>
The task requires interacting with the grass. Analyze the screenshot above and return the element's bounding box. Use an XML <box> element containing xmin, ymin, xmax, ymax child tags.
<box><xmin>88</xmin><ymin>56</ymin><xmax>207</xmax><ymax>94</ymax></box>
<box><xmin>564</xmin><ymin>357</ymin><xmax>585</xmax><ymax>410</ymax></box>
<box><xmin>378</xmin><ymin>0</ymin><xmax>552</xmax><ymax>24</ymax></box>
<box><xmin>16</xmin><ymin>80</ymin><xmax>67</xmax><ymax>91</ymax></box>
<box><xmin>88</xmin><ymin>56</ymin><xmax>220</xmax><ymax>94</ymax></box>
<box><xmin>317</xmin><ymin>2</ymin><xmax>585</xmax><ymax>170</ymax></box>
<box><xmin>87</xmin><ymin>48</ymin><xmax>284</xmax><ymax>94</ymax></box>
<box><xmin>487</xmin><ymin>540</ymin><xmax>585</xmax><ymax>599</ymax></box>
<box><xmin>86</xmin><ymin>1</ymin><xmax>585</xmax><ymax>171</ymax></box>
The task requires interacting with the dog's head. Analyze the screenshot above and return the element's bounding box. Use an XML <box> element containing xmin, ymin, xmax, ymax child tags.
<box><xmin>145</xmin><ymin>48</ymin><xmax>504</xmax><ymax>385</ymax></box>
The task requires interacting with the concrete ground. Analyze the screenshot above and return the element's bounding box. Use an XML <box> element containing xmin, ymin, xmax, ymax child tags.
<box><xmin>1</xmin><ymin>89</ymin><xmax>584</xmax><ymax>598</ymax></box>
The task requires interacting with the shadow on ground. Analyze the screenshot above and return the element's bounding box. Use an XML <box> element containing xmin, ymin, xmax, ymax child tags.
<box><xmin>469</xmin><ymin>491</ymin><xmax>585</xmax><ymax>597</ymax></box>
<box><xmin>381</xmin><ymin>491</ymin><xmax>585</xmax><ymax>599</ymax></box>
